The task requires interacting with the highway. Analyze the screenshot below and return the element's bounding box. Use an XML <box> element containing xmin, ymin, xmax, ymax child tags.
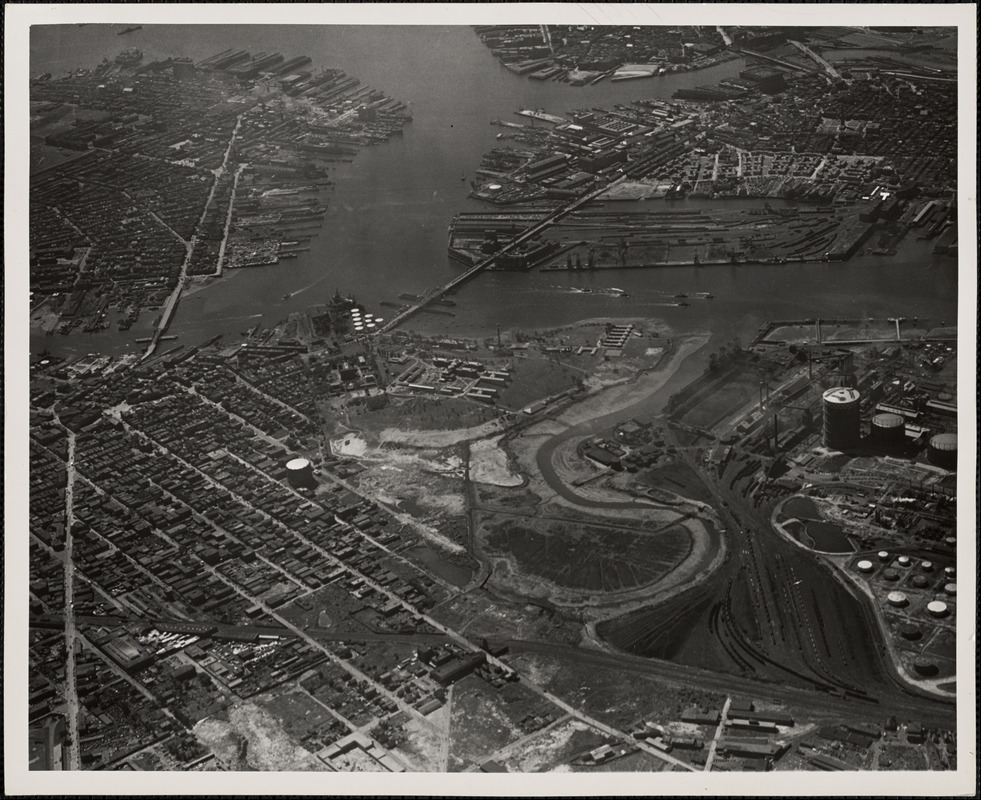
<box><xmin>378</xmin><ymin>175</ymin><xmax>626</xmax><ymax>333</ymax></box>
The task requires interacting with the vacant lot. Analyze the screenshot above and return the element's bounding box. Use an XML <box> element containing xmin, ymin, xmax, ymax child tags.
<box><xmin>481</xmin><ymin>516</ymin><xmax>692</xmax><ymax>594</ymax></box>
<box><xmin>499</xmin><ymin>718</ymin><xmax>608</xmax><ymax>773</ymax></box>
<box><xmin>497</xmin><ymin>356</ymin><xmax>582</xmax><ymax>410</ymax></box>
<box><xmin>470</xmin><ymin>436</ymin><xmax>523</xmax><ymax>487</ymax></box>
<box><xmin>353</xmin><ymin>395</ymin><xmax>500</xmax><ymax>435</ymax></box>
<box><xmin>448</xmin><ymin>675</ymin><xmax>556</xmax><ymax>770</ymax></box>
<box><xmin>193</xmin><ymin>702</ymin><xmax>326</xmax><ymax>771</ymax></box>
<box><xmin>633</xmin><ymin>461</ymin><xmax>716</xmax><ymax>506</ymax></box>
<box><xmin>258</xmin><ymin>690</ymin><xmax>338</xmax><ymax>745</ymax></box>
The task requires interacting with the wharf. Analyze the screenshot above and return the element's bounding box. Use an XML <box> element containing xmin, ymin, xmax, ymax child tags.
<box><xmin>752</xmin><ymin>316</ymin><xmax>946</xmax><ymax>347</ymax></box>
<box><xmin>516</xmin><ymin>109</ymin><xmax>568</xmax><ymax>125</ymax></box>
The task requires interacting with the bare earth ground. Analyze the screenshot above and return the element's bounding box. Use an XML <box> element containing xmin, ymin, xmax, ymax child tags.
<box><xmin>469</xmin><ymin>436</ymin><xmax>523</xmax><ymax>487</ymax></box>
<box><xmin>554</xmin><ymin>333</ymin><xmax>710</xmax><ymax>428</ymax></box>
<box><xmin>193</xmin><ymin>702</ymin><xmax>327</xmax><ymax>771</ymax></box>
<box><xmin>498</xmin><ymin>718</ymin><xmax>607</xmax><ymax>772</ymax></box>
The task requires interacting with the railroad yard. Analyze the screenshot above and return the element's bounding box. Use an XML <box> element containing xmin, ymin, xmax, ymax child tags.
<box><xmin>22</xmin><ymin>21</ymin><xmax>965</xmax><ymax>781</ymax></box>
<box><xmin>28</xmin><ymin>291</ymin><xmax>960</xmax><ymax>772</ymax></box>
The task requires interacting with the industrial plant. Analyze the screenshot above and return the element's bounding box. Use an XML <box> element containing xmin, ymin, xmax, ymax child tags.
<box><xmin>16</xmin><ymin>15</ymin><xmax>967</xmax><ymax>788</ymax></box>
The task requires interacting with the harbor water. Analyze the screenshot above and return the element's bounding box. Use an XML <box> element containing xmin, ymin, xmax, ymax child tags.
<box><xmin>29</xmin><ymin>25</ymin><xmax>958</xmax><ymax>360</ymax></box>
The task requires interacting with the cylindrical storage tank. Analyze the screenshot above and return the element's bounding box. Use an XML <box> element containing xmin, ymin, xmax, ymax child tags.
<box><xmin>285</xmin><ymin>457</ymin><xmax>316</xmax><ymax>490</ymax></box>
<box><xmin>375</xmin><ymin>317</ymin><xmax>384</xmax><ymax>323</ymax></box>
<box><xmin>887</xmin><ymin>591</ymin><xmax>908</xmax><ymax>608</ymax></box>
<box><xmin>882</xmin><ymin>569</ymin><xmax>899</xmax><ymax>582</ymax></box>
<box><xmin>897</xmin><ymin>555</ymin><xmax>911</xmax><ymax>568</ymax></box>
<box><xmin>943</xmin><ymin>583</ymin><xmax>957</xmax><ymax>596</ymax></box>
<box><xmin>920</xmin><ymin>561</ymin><xmax>933</xmax><ymax>572</ymax></box>
<box><xmin>870</xmin><ymin>412</ymin><xmax>905</xmax><ymax>447</ymax></box>
<box><xmin>900</xmin><ymin>624</ymin><xmax>921</xmax><ymax>641</ymax></box>
<box><xmin>856</xmin><ymin>560</ymin><xmax>874</xmax><ymax>573</ymax></box>
<box><xmin>911</xmin><ymin>575</ymin><xmax>929</xmax><ymax>589</ymax></box>
<box><xmin>913</xmin><ymin>658</ymin><xmax>938</xmax><ymax>677</ymax></box>
<box><xmin>926</xmin><ymin>600</ymin><xmax>949</xmax><ymax>617</ymax></box>
<box><xmin>944</xmin><ymin>566</ymin><xmax>956</xmax><ymax>578</ymax></box>
<box><xmin>877</xmin><ymin>550</ymin><xmax>890</xmax><ymax>562</ymax></box>
<box><xmin>943</xmin><ymin>537</ymin><xmax>956</xmax><ymax>548</ymax></box>
<box><xmin>928</xmin><ymin>432</ymin><xmax>957</xmax><ymax>470</ymax></box>
<box><xmin>822</xmin><ymin>387</ymin><xmax>862</xmax><ymax>450</ymax></box>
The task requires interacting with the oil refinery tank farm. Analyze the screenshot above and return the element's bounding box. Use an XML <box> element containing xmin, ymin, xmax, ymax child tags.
<box><xmin>822</xmin><ymin>386</ymin><xmax>862</xmax><ymax>450</ymax></box>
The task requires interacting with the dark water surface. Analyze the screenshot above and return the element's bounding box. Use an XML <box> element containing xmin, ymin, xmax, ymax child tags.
<box><xmin>30</xmin><ymin>25</ymin><xmax>958</xmax><ymax>360</ymax></box>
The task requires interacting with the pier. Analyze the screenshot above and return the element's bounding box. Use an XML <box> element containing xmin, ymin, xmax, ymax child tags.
<box><xmin>753</xmin><ymin>317</ymin><xmax>955</xmax><ymax>348</ymax></box>
<box><xmin>378</xmin><ymin>176</ymin><xmax>625</xmax><ymax>333</ymax></box>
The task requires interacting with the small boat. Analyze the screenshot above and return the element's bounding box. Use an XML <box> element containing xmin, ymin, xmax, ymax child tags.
<box><xmin>282</xmin><ymin>293</ymin><xmax>292</xmax><ymax>300</ymax></box>
<box><xmin>673</xmin><ymin>292</ymin><xmax>689</xmax><ymax>299</ymax></box>
<box><xmin>118</xmin><ymin>25</ymin><xmax>142</xmax><ymax>35</ymax></box>
<box><xmin>676</xmin><ymin>301</ymin><xmax>689</xmax><ymax>307</ymax></box>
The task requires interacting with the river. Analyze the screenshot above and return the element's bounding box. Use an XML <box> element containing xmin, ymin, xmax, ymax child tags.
<box><xmin>29</xmin><ymin>25</ymin><xmax>958</xmax><ymax>360</ymax></box>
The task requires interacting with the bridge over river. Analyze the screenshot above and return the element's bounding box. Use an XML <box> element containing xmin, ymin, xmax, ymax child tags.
<box><xmin>377</xmin><ymin>175</ymin><xmax>626</xmax><ymax>334</ymax></box>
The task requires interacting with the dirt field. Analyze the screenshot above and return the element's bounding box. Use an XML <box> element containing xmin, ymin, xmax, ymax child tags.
<box><xmin>508</xmin><ymin>652</ymin><xmax>724</xmax><ymax>730</ymax></box>
<box><xmin>554</xmin><ymin>334</ymin><xmax>711</xmax><ymax>428</ymax></box>
<box><xmin>497</xmin><ymin>356</ymin><xmax>583</xmax><ymax>410</ymax></box>
<box><xmin>469</xmin><ymin>436</ymin><xmax>523</xmax><ymax>487</ymax></box>
<box><xmin>351</xmin><ymin>395</ymin><xmax>500</xmax><ymax>435</ymax></box>
<box><xmin>631</xmin><ymin>461</ymin><xmax>717</xmax><ymax>506</ymax></box>
<box><xmin>257</xmin><ymin>689</ymin><xmax>338</xmax><ymax>745</ymax></box>
<box><xmin>193</xmin><ymin>702</ymin><xmax>327</xmax><ymax>771</ymax></box>
<box><xmin>498</xmin><ymin>718</ymin><xmax>608</xmax><ymax>773</ymax></box>
<box><xmin>430</xmin><ymin>591</ymin><xmax>584</xmax><ymax>647</ymax></box>
<box><xmin>447</xmin><ymin>675</ymin><xmax>556</xmax><ymax>769</ymax></box>
<box><xmin>378</xmin><ymin>416</ymin><xmax>509</xmax><ymax>449</ymax></box>
<box><xmin>394</xmin><ymin>705</ymin><xmax>447</xmax><ymax>772</ymax></box>
<box><xmin>571</xmin><ymin>749</ymin><xmax>669</xmax><ymax>772</ymax></box>
<box><xmin>480</xmin><ymin>516</ymin><xmax>693</xmax><ymax>594</ymax></box>
<box><xmin>327</xmin><ymin>434</ymin><xmax>469</xmax><ymax>552</ymax></box>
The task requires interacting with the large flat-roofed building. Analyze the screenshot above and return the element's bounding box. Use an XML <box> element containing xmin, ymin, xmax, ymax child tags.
<box><xmin>431</xmin><ymin>651</ymin><xmax>486</xmax><ymax>686</ymax></box>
